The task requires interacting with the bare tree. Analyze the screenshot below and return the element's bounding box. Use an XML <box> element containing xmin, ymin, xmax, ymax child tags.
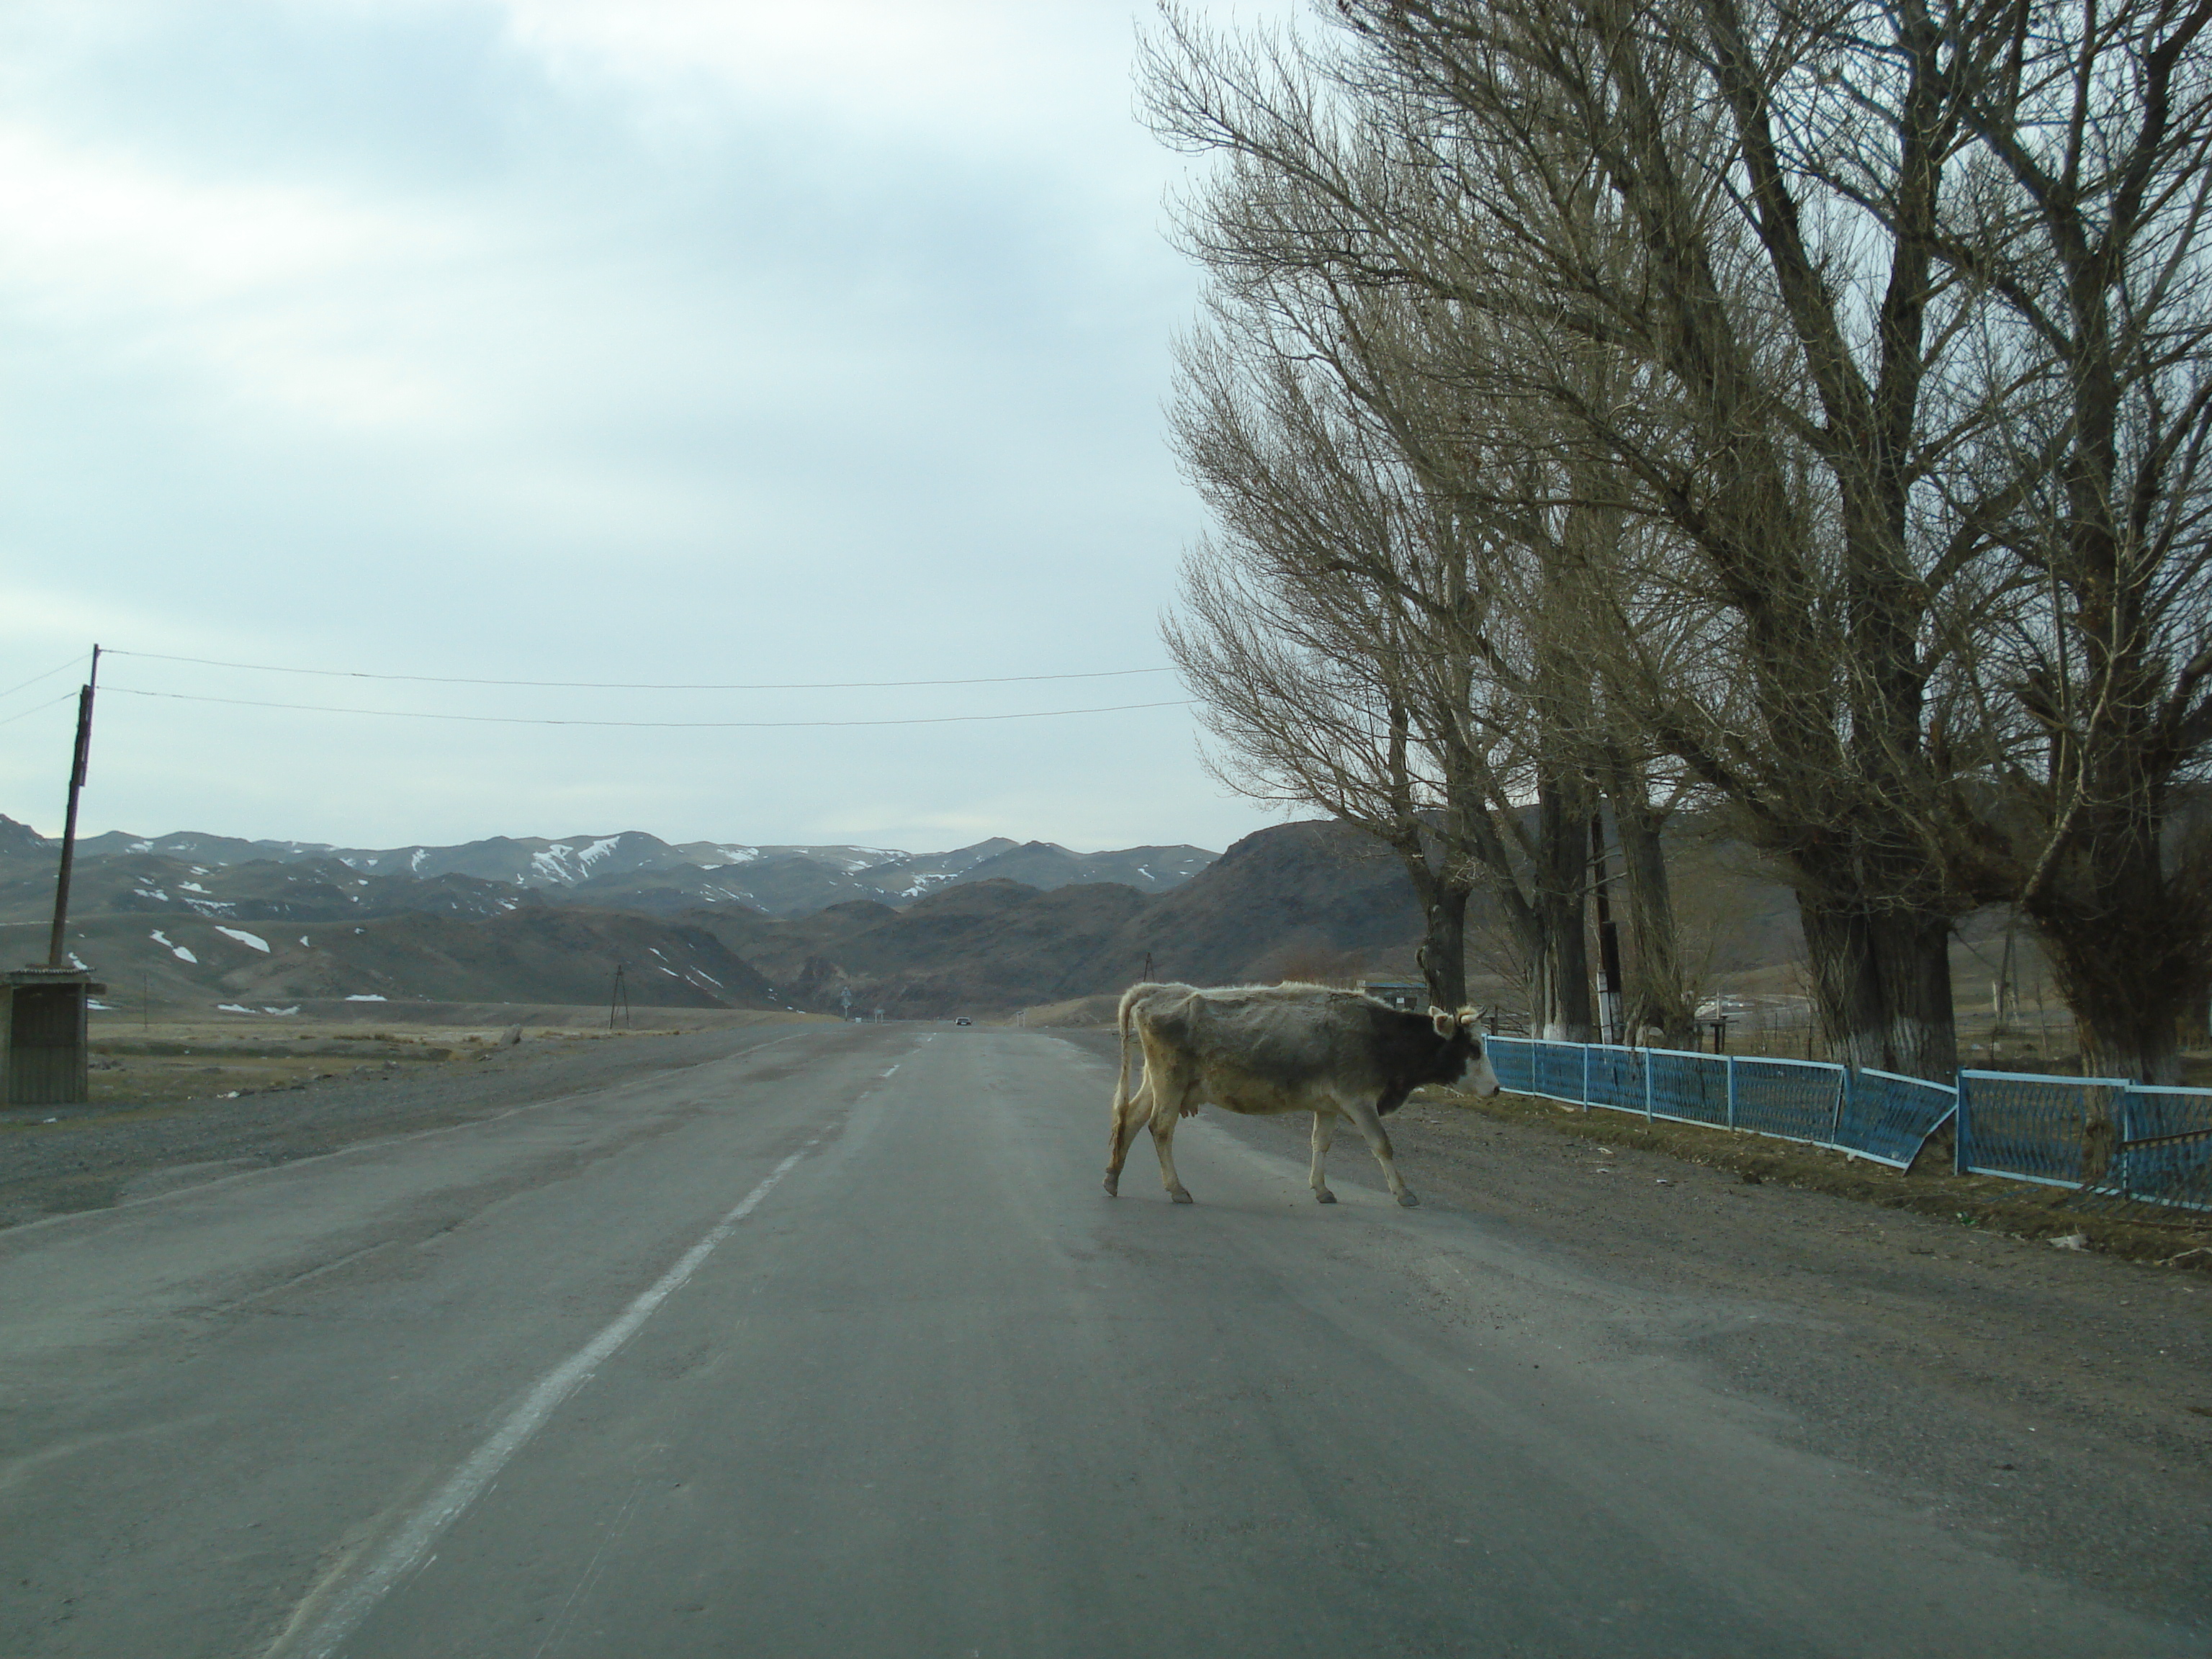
<box><xmin>1933</xmin><ymin>0</ymin><xmax>2212</xmax><ymax>1080</ymax></box>
<box><xmin>1164</xmin><ymin>313</ymin><xmax>1568</xmax><ymax>1017</ymax></box>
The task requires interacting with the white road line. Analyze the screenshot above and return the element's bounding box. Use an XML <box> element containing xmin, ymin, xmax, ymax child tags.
<box><xmin>882</xmin><ymin>1066</ymin><xmax>899</xmax><ymax>1077</ymax></box>
<box><xmin>271</xmin><ymin>1141</ymin><xmax>819</xmax><ymax>1659</ymax></box>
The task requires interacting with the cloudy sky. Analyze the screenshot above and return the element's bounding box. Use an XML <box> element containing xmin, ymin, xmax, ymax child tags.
<box><xmin>0</xmin><ymin>0</ymin><xmax>1301</xmax><ymax>856</ymax></box>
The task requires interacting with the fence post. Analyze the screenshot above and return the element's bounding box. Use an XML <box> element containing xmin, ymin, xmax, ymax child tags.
<box><xmin>1954</xmin><ymin>1074</ymin><xmax>1970</xmax><ymax>1174</ymax></box>
<box><xmin>1582</xmin><ymin>1043</ymin><xmax>1591</xmax><ymax>1110</ymax></box>
<box><xmin>1645</xmin><ymin>1047</ymin><xmax>1655</xmax><ymax>1121</ymax></box>
<box><xmin>1830</xmin><ymin>1067</ymin><xmax>1848</xmax><ymax>1147</ymax></box>
<box><xmin>1725</xmin><ymin>1055</ymin><xmax>1737</xmax><ymax>1130</ymax></box>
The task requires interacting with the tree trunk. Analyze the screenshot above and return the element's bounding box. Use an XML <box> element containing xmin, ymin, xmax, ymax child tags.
<box><xmin>1418</xmin><ymin>882</ymin><xmax>1473</xmax><ymax>1010</ymax></box>
<box><xmin>1604</xmin><ymin>773</ymin><xmax>1695</xmax><ymax>1045</ymax></box>
<box><xmin>1532</xmin><ymin>772</ymin><xmax>1595</xmax><ymax>1040</ymax></box>
<box><xmin>1797</xmin><ymin>893</ymin><xmax>1958</xmax><ymax>1079</ymax></box>
<box><xmin>2026</xmin><ymin>804</ymin><xmax>2201</xmax><ymax>1083</ymax></box>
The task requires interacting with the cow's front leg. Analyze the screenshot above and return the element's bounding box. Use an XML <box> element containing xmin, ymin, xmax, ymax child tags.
<box><xmin>1148</xmin><ymin>1096</ymin><xmax>1194</xmax><ymax>1203</ymax></box>
<box><xmin>1344</xmin><ymin>1098</ymin><xmax>1417</xmax><ymax>1206</ymax></box>
<box><xmin>1309</xmin><ymin>1110</ymin><xmax>1339</xmax><ymax>1203</ymax></box>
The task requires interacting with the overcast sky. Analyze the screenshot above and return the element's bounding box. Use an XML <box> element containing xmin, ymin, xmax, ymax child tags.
<box><xmin>0</xmin><ymin>0</ymin><xmax>1303</xmax><ymax>856</ymax></box>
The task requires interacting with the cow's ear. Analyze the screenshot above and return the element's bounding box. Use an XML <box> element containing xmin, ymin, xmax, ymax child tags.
<box><xmin>1429</xmin><ymin>1008</ymin><xmax>1455</xmax><ymax>1038</ymax></box>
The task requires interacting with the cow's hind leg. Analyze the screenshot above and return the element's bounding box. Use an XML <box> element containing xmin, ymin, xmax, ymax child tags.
<box><xmin>1309</xmin><ymin>1111</ymin><xmax>1339</xmax><ymax>1203</ymax></box>
<box><xmin>1104</xmin><ymin>1074</ymin><xmax>1149</xmax><ymax>1197</ymax></box>
<box><xmin>1341</xmin><ymin>1097</ymin><xmax>1418</xmax><ymax>1206</ymax></box>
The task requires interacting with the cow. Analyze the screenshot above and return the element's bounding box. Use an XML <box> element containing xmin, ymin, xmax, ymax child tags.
<box><xmin>1103</xmin><ymin>980</ymin><xmax>1501</xmax><ymax>1208</ymax></box>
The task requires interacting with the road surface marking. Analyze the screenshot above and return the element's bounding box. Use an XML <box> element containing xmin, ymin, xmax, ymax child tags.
<box><xmin>882</xmin><ymin>1066</ymin><xmax>899</xmax><ymax>1077</ymax></box>
<box><xmin>272</xmin><ymin>1140</ymin><xmax>820</xmax><ymax>1659</ymax></box>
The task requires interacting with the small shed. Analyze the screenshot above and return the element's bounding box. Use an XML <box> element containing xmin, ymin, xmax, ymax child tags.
<box><xmin>1362</xmin><ymin>979</ymin><xmax>1429</xmax><ymax>1012</ymax></box>
<box><xmin>3</xmin><ymin>967</ymin><xmax>106</xmax><ymax>1106</ymax></box>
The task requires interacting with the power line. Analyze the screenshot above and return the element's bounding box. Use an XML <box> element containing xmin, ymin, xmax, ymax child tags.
<box><xmin>104</xmin><ymin>649</ymin><xmax>1177</xmax><ymax>692</ymax></box>
<box><xmin>107</xmin><ymin>686</ymin><xmax>1195</xmax><ymax>729</ymax></box>
<box><xmin>0</xmin><ymin>691</ymin><xmax>80</xmax><ymax>727</ymax></box>
<box><xmin>0</xmin><ymin>653</ymin><xmax>89</xmax><ymax>703</ymax></box>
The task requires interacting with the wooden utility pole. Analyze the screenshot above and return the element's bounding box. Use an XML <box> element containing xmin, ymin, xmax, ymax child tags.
<box><xmin>1589</xmin><ymin>812</ymin><xmax>1624</xmax><ymax>1045</ymax></box>
<box><xmin>45</xmin><ymin>646</ymin><xmax>99</xmax><ymax>969</ymax></box>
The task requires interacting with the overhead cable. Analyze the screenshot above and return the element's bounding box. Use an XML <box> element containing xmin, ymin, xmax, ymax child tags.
<box><xmin>104</xmin><ymin>649</ymin><xmax>1177</xmax><ymax>692</ymax></box>
<box><xmin>0</xmin><ymin>691</ymin><xmax>81</xmax><ymax>727</ymax></box>
<box><xmin>0</xmin><ymin>653</ymin><xmax>89</xmax><ymax>703</ymax></box>
<box><xmin>107</xmin><ymin>686</ymin><xmax>1194</xmax><ymax>729</ymax></box>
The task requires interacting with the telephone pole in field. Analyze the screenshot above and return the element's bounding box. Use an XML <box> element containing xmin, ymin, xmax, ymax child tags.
<box><xmin>45</xmin><ymin>646</ymin><xmax>99</xmax><ymax>968</ymax></box>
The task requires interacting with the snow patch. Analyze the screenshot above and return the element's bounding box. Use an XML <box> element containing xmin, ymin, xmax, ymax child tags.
<box><xmin>149</xmin><ymin>930</ymin><xmax>197</xmax><ymax>964</ymax></box>
<box><xmin>299</xmin><ymin>936</ymin><xmax>311</xmax><ymax>948</ymax></box>
<box><xmin>127</xmin><ymin>840</ymin><xmax>152</xmax><ymax>853</ymax></box>
<box><xmin>345</xmin><ymin>994</ymin><xmax>387</xmax><ymax>1002</ymax></box>
<box><xmin>409</xmin><ymin>848</ymin><xmax>427</xmax><ymax>873</ymax></box>
<box><xmin>263</xmin><ymin>1006</ymin><xmax>300</xmax><ymax>1016</ymax></box>
<box><xmin>530</xmin><ymin>844</ymin><xmax>579</xmax><ymax>883</ymax></box>
<box><xmin>66</xmin><ymin>952</ymin><xmax>89</xmax><ymax>971</ymax></box>
<box><xmin>217</xmin><ymin>1004</ymin><xmax>253</xmax><ymax>1014</ymax></box>
<box><xmin>215</xmin><ymin>927</ymin><xmax>271</xmax><ymax>953</ymax></box>
<box><xmin>132</xmin><ymin>887</ymin><xmax>168</xmax><ymax>902</ymax></box>
<box><xmin>87</xmin><ymin>1000</ymin><xmax>111</xmax><ymax>1010</ymax></box>
<box><xmin>178</xmin><ymin>881</ymin><xmax>209</xmax><ymax>894</ymax></box>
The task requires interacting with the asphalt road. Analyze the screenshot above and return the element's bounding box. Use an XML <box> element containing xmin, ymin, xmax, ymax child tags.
<box><xmin>0</xmin><ymin>1024</ymin><xmax>2198</xmax><ymax>1658</ymax></box>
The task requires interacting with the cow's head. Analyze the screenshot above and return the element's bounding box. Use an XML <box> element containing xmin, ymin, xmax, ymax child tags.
<box><xmin>1429</xmin><ymin>1006</ymin><xmax>1501</xmax><ymax>1098</ymax></box>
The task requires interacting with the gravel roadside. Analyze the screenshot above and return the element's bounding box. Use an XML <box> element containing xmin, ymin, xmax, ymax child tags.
<box><xmin>1049</xmin><ymin>1025</ymin><xmax>2212</xmax><ymax>1632</ymax></box>
<box><xmin>0</xmin><ymin>1022</ymin><xmax>821</xmax><ymax>1228</ymax></box>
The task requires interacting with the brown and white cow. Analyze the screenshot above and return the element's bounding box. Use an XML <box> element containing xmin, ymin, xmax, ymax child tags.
<box><xmin>1103</xmin><ymin>980</ymin><xmax>1501</xmax><ymax>1207</ymax></box>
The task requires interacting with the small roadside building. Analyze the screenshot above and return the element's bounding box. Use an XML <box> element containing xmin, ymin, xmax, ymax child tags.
<box><xmin>3</xmin><ymin>966</ymin><xmax>104</xmax><ymax>1105</ymax></box>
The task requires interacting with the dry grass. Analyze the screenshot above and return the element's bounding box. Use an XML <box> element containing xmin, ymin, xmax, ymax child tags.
<box><xmin>1434</xmin><ymin>1084</ymin><xmax>2212</xmax><ymax>1272</ymax></box>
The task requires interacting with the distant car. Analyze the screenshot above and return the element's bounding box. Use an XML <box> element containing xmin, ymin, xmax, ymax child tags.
<box><xmin>954</xmin><ymin>1017</ymin><xmax>972</xmax><ymax>1026</ymax></box>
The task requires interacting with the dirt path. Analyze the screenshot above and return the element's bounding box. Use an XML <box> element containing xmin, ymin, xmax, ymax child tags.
<box><xmin>1055</xmin><ymin>1027</ymin><xmax>2212</xmax><ymax>1625</ymax></box>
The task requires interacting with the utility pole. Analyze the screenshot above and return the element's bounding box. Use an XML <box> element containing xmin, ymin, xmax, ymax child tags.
<box><xmin>1589</xmin><ymin>811</ymin><xmax>1624</xmax><ymax>1045</ymax></box>
<box><xmin>6</xmin><ymin>647</ymin><xmax>105</xmax><ymax>1105</ymax></box>
<box><xmin>46</xmin><ymin>647</ymin><xmax>99</xmax><ymax>969</ymax></box>
<box><xmin>609</xmin><ymin>963</ymin><xmax>630</xmax><ymax>1030</ymax></box>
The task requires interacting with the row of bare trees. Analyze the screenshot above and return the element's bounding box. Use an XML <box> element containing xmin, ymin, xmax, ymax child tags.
<box><xmin>1146</xmin><ymin>0</ymin><xmax>2212</xmax><ymax>1082</ymax></box>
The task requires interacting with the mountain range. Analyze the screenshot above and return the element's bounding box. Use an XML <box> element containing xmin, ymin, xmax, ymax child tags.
<box><xmin>0</xmin><ymin>812</ymin><xmax>1441</xmax><ymax>1020</ymax></box>
<box><xmin>0</xmin><ymin>823</ymin><xmax>1217</xmax><ymax>922</ymax></box>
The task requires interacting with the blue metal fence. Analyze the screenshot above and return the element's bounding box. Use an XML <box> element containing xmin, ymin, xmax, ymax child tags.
<box><xmin>1955</xmin><ymin>1070</ymin><xmax>2128</xmax><ymax>1187</ymax></box>
<box><xmin>1732</xmin><ymin>1056</ymin><xmax>1848</xmax><ymax>1143</ymax></box>
<box><xmin>1833</xmin><ymin>1069</ymin><xmax>1958</xmax><ymax>1169</ymax></box>
<box><xmin>2092</xmin><ymin>1087</ymin><xmax>2212</xmax><ymax>1213</ymax></box>
<box><xmin>1476</xmin><ymin>1035</ymin><xmax>2210</xmax><ymax>1210</ymax></box>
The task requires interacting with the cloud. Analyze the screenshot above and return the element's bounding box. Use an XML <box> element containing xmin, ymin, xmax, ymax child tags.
<box><xmin>0</xmin><ymin>0</ymin><xmax>1290</xmax><ymax>855</ymax></box>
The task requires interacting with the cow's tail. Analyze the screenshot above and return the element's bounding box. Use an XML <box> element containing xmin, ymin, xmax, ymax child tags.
<box><xmin>1105</xmin><ymin>981</ymin><xmax>1165</xmax><ymax>1194</ymax></box>
<box><xmin>1112</xmin><ymin>981</ymin><xmax>1155</xmax><ymax>1123</ymax></box>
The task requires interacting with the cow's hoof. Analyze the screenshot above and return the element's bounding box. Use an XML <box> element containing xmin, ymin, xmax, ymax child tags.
<box><xmin>1103</xmin><ymin>1177</ymin><xmax>1119</xmax><ymax>1197</ymax></box>
<box><xmin>1314</xmin><ymin>1189</ymin><xmax>1336</xmax><ymax>1204</ymax></box>
<box><xmin>1396</xmin><ymin>1190</ymin><xmax>1421</xmax><ymax>1208</ymax></box>
<box><xmin>1171</xmin><ymin>1190</ymin><xmax>1194</xmax><ymax>1205</ymax></box>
